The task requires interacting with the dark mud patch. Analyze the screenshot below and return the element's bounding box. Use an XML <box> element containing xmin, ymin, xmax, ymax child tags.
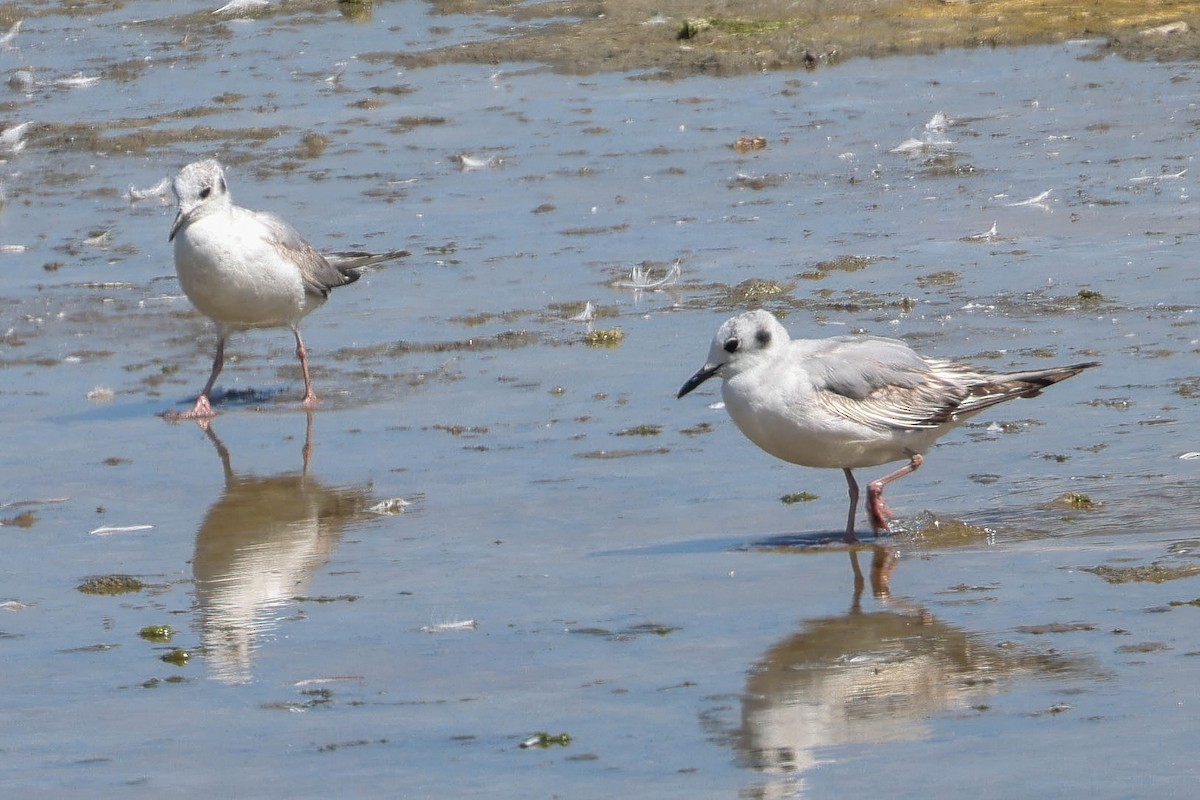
<box><xmin>333</xmin><ymin>330</ymin><xmax>543</xmax><ymax>359</ymax></box>
<box><xmin>568</xmin><ymin>621</ymin><xmax>681</xmax><ymax>640</ymax></box>
<box><xmin>575</xmin><ymin>447</ymin><xmax>670</xmax><ymax>459</ymax></box>
<box><xmin>77</xmin><ymin>574</ymin><xmax>146</xmax><ymax>595</ymax></box>
<box><xmin>677</xmin><ymin>278</ymin><xmax>915</xmax><ymax>318</ymax></box>
<box><xmin>801</xmin><ymin>255</ymin><xmax>897</xmax><ymax>279</ymax></box>
<box><xmin>34</xmin><ymin>120</ymin><xmax>288</xmax><ymax>156</ymax></box>
<box><xmin>431</xmin><ymin>424</ymin><xmax>489</xmax><ymax>437</ymax></box>
<box><xmin>613</xmin><ymin>424</ymin><xmax>661</xmax><ymax>437</ymax></box>
<box><xmin>1015</xmin><ymin>622</ymin><xmax>1098</xmax><ymax>635</ymax></box>
<box><xmin>0</xmin><ymin>510</ymin><xmax>37</xmax><ymax>528</ymax></box>
<box><xmin>1083</xmin><ymin>563</ymin><xmax>1200</xmax><ymax>584</ymax></box>
<box><xmin>1115</xmin><ymin>641</ymin><xmax>1172</xmax><ymax>654</ymax></box>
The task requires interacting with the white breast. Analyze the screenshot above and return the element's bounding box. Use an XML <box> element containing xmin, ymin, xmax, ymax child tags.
<box><xmin>722</xmin><ymin>365</ymin><xmax>943</xmax><ymax>470</ymax></box>
<box><xmin>174</xmin><ymin>212</ymin><xmax>315</xmax><ymax>330</ymax></box>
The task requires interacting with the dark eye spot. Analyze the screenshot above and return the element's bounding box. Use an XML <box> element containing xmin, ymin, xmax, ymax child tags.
<box><xmin>198</xmin><ymin>186</ymin><xmax>211</xmax><ymax>200</ymax></box>
<box><xmin>723</xmin><ymin>337</ymin><xmax>739</xmax><ymax>353</ymax></box>
<box><xmin>755</xmin><ymin>328</ymin><xmax>771</xmax><ymax>347</ymax></box>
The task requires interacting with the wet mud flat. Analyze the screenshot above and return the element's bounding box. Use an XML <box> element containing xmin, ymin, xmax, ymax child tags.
<box><xmin>2</xmin><ymin>0</ymin><xmax>1200</xmax><ymax>797</ymax></box>
<box><xmin>403</xmin><ymin>0</ymin><xmax>1200</xmax><ymax>77</ymax></box>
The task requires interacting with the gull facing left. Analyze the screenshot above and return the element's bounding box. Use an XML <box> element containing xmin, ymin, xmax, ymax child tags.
<box><xmin>678</xmin><ymin>309</ymin><xmax>1099</xmax><ymax>543</ymax></box>
<box><xmin>166</xmin><ymin>158</ymin><xmax>405</xmax><ymax>419</ymax></box>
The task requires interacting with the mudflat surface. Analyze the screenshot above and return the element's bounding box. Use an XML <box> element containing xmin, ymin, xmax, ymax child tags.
<box><xmin>2</xmin><ymin>2</ymin><xmax>1200</xmax><ymax>798</ymax></box>
<box><xmin>401</xmin><ymin>0</ymin><xmax>1200</xmax><ymax>77</ymax></box>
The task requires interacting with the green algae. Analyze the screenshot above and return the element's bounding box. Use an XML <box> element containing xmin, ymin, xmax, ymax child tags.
<box><xmin>77</xmin><ymin>575</ymin><xmax>145</xmax><ymax>595</ymax></box>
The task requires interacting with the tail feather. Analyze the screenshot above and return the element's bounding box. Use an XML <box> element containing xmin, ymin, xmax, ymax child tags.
<box><xmin>957</xmin><ymin>361</ymin><xmax>1099</xmax><ymax>417</ymax></box>
<box><xmin>325</xmin><ymin>248</ymin><xmax>411</xmax><ymax>278</ymax></box>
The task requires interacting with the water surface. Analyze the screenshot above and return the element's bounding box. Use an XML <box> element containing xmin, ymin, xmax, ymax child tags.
<box><xmin>2</xmin><ymin>3</ymin><xmax>1199</xmax><ymax>797</ymax></box>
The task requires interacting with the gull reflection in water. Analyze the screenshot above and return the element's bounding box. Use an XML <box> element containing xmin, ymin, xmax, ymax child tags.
<box><xmin>728</xmin><ymin>546</ymin><xmax>1086</xmax><ymax>798</ymax></box>
<box><xmin>192</xmin><ymin>416</ymin><xmax>374</xmax><ymax>684</ymax></box>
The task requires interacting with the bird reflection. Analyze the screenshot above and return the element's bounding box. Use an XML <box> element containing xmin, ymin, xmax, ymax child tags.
<box><xmin>192</xmin><ymin>415</ymin><xmax>373</xmax><ymax>684</ymax></box>
<box><xmin>728</xmin><ymin>546</ymin><xmax>1084</xmax><ymax>798</ymax></box>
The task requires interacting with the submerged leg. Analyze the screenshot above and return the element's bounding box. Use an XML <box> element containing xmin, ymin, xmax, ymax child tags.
<box><xmin>164</xmin><ymin>332</ymin><xmax>225</xmax><ymax>420</ymax></box>
<box><xmin>866</xmin><ymin>453</ymin><xmax>924</xmax><ymax>533</ymax></box>
<box><xmin>292</xmin><ymin>325</ymin><xmax>318</xmax><ymax>409</ymax></box>
<box><xmin>301</xmin><ymin>408</ymin><xmax>314</xmax><ymax>473</ymax></box>
<box><xmin>842</xmin><ymin>468</ymin><xmax>860</xmax><ymax>544</ymax></box>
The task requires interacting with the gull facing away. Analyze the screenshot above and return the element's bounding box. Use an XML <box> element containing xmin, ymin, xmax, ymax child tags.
<box><xmin>678</xmin><ymin>309</ymin><xmax>1099</xmax><ymax>543</ymax></box>
<box><xmin>166</xmin><ymin>159</ymin><xmax>407</xmax><ymax>419</ymax></box>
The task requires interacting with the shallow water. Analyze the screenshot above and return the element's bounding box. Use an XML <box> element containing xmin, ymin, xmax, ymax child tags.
<box><xmin>2</xmin><ymin>2</ymin><xmax>1200</xmax><ymax>797</ymax></box>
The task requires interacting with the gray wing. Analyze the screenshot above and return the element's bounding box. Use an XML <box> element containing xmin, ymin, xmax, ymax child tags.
<box><xmin>249</xmin><ymin>209</ymin><xmax>358</xmax><ymax>297</ymax></box>
<box><xmin>804</xmin><ymin>336</ymin><xmax>972</xmax><ymax>430</ymax></box>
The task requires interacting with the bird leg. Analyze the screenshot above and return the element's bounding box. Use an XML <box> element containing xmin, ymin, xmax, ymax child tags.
<box><xmin>164</xmin><ymin>333</ymin><xmax>224</xmax><ymax>420</ymax></box>
<box><xmin>292</xmin><ymin>325</ymin><xmax>318</xmax><ymax>409</ymax></box>
<box><xmin>842</xmin><ymin>468</ymin><xmax>860</xmax><ymax>544</ymax></box>
<box><xmin>172</xmin><ymin>394</ymin><xmax>215</xmax><ymax>420</ymax></box>
<box><xmin>866</xmin><ymin>453</ymin><xmax>924</xmax><ymax>533</ymax></box>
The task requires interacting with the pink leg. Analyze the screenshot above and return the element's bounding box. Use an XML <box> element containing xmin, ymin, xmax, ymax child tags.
<box><xmin>842</xmin><ymin>468</ymin><xmax>861</xmax><ymax>544</ymax></box>
<box><xmin>292</xmin><ymin>325</ymin><xmax>318</xmax><ymax>408</ymax></box>
<box><xmin>866</xmin><ymin>453</ymin><xmax>924</xmax><ymax>533</ymax></box>
<box><xmin>163</xmin><ymin>333</ymin><xmax>225</xmax><ymax>420</ymax></box>
<box><xmin>165</xmin><ymin>394</ymin><xmax>216</xmax><ymax>420</ymax></box>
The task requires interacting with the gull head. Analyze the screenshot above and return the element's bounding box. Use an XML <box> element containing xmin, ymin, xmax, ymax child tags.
<box><xmin>677</xmin><ymin>309</ymin><xmax>788</xmax><ymax>398</ymax></box>
<box><xmin>169</xmin><ymin>159</ymin><xmax>231</xmax><ymax>241</ymax></box>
